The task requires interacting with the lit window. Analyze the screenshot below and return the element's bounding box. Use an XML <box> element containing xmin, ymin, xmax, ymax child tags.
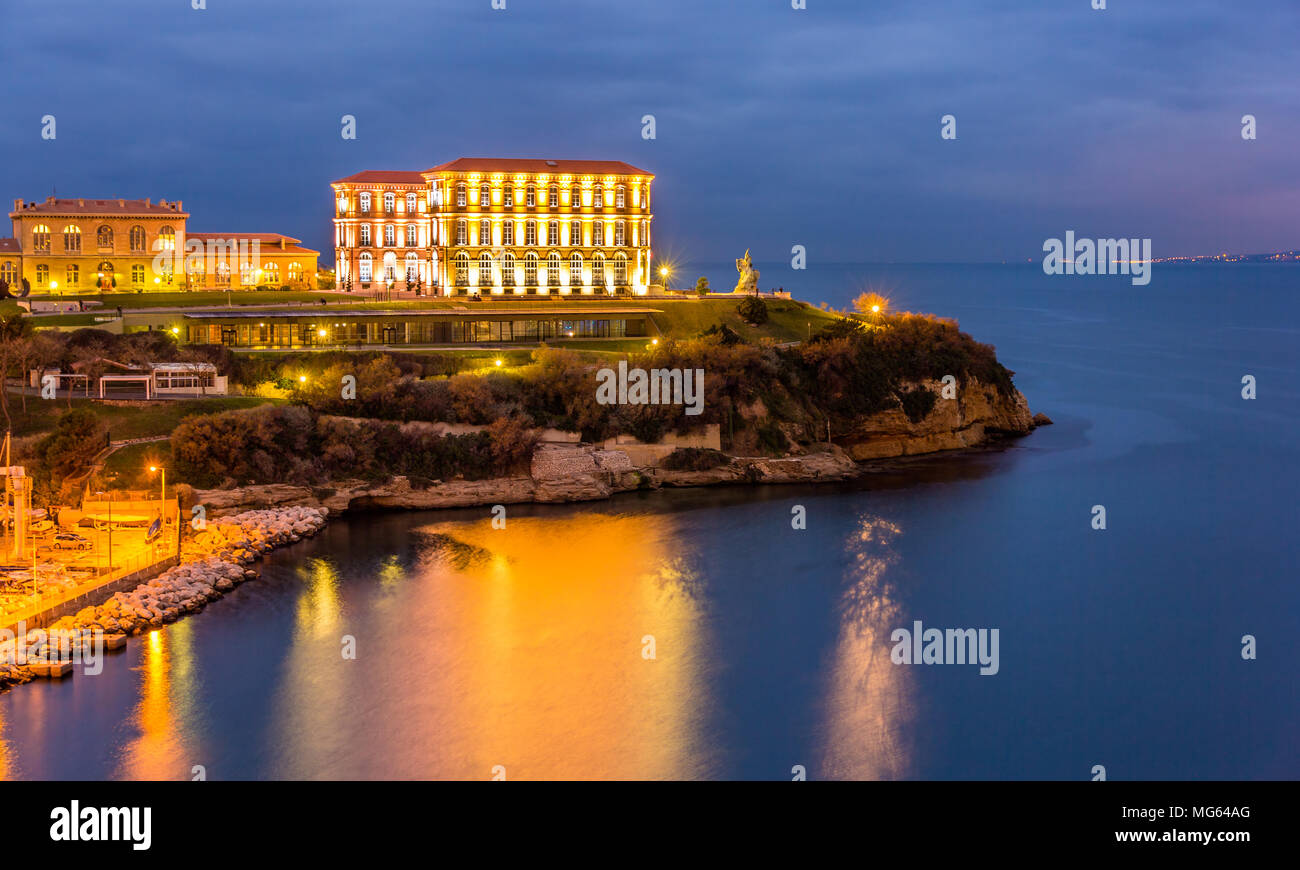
<box><xmin>384</xmin><ymin>192</ymin><xmax>395</xmax><ymax>214</ymax></box>
<box><xmin>130</xmin><ymin>225</ymin><xmax>145</xmax><ymax>251</ymax></box>
<box><xmin>360</xmin><ymin>192</ymin><xmax>371</xmax><ymax>213</ymax></box>
<box><xmin>0</xmin><ymin>261</ymin><xmax>16</xmax><ymax>286</ymax></box>
<box><xmin>592</xmin><ymin>255</ymin><xmax>605</xmax><ymax>285</ymax></box>
<box><xmin>548</xmin><ymin>221</ymin><xmax>559</xmax><ymax>246</ymax></box>
<box><xmin>406</xmin><ymin>225</ymin><xmax>417</xmax><ymax>246</ymax></box>
<box><xmin>97</xmin><ymin>225</ymin><xmax>113</xmax><ymax>248</ymax></box>
<box><xmin>547</xmin><ymin>252</ymin><xmax>561</xmax><ymax>286</ymax></box>
<box><xmin>593</xmin><ymin>222</ymin><xmax>604</xmax><ymax>247</ymax></box>
<box><xmin>478</xmin><ymin>220</ymin><xmax>491</xmax><ymax>246</ymax></box>
<box><xmin>405</xmin><ymin>253</ymin><xmax>419</xmax><ymax>283</ymax></box>
<box><xmin>456</xmin><ymin>220</ymin><xmax>468</xmax><ymax>245</ymax></box>
<box><xmin>360</xmin><ymin>225</ymin><xmax>371</xmax><ymax>246</ymax></box>
<box><xmin>569</xmin><ymin>185</ymin><xmax>580</xmax><ymax>207</ymax></box>
<box><xmin>503</xmin><ymin>185</ymin><xmax>513</xmax><ymax>208</ymax></box>
<box><xmin>32</xmin><ymin>225</ymin><xmax>51</xmax><ymax>253</ymax></box>
<box><xmin>569</xmin><ymin>252</ymin><xmax>583</xmax><ymax>285</ymax></box>
<box><xmin>406</xmin><ymin>193</ymin><xmax>418</xmax><ymax>213</ymax></box>
<box><xmin>548</xmin><ymin>186</ymin><xmax>558</xmax><ymax>208</ymax></box>
<box><xmin>157</xmin><ymin>226</ymin><xmax>175</xmax><ymax>251</ymax></box>
<box><xmin>570</xmin><ymin>220</ymin><xmax>582</xmax><ymax>246</ymax></box>
<box><xmin>456</xmin><ymin>184</ymin><xmax>466</xmax><ymax>207</ymax></box>
<box><xmin>502</xmin><ymin>252</ymin><xmax>516</xmax><ymax>286</ymax></box>
<box><xmin>478</xmin><ymin>251</ymin><xmax>493</xmax><ymax>286</ymax></box>
<box><xmin>524</xmin><ymin>252</ymin><xmax>538</xmax><ymax>285</ymax></box>
<box><xmin>63</xmin><ymin>224</ymin><xmax>82</xmax><ymax>253</ymax></box>
<box><xmin>503</xmin><ymin>221</ymin><xmax>514</xmax><ymax>246</ymax></box>
<box><xmin>288</xmin><ymin>262</ymin><xmax>303</xmax><ymax>282</ymax></box>
<box><xmin>384</xmin><ymin>225</ymin><xmax>395</xmax><ymax>246</ymax></box>
<box><xmin>525</xmin><ymin>220</ymin><xmax>537</xmax><ymax>246</ymax></box>
<box><xmin>263</xmin><ymin>263</ymin><xmax>280</xmax><ymax>285</ymax></box>
<box><xmin>132</xmin><ymin>265</ymin><xmax>145</xmax><ymax>285</ymax></box>
<box><xmin>36</xmin><ymin>264</ymin><xmax>49</xmax><ymax>285</ymax></box>
<box><xmin>616</xmin><ymin>186</ymin><xmax>625</xmax><ymax>208</ymax></box>
<box><xmin>67</xmin><ymin>264</ymin><xmax>80</xmax><ymax>286</ymax></box>
<box><xmin>526</xmin><ymin>185</ymin><xmax>536</xmax><ymax>207</ymax></box>
<box><xmin>359</xmin><ymin>252</ymin><xmax>373</xmax><ymax>282</ymax></box>
<box><xmin>615</xmin><ymin>221</ymin><xmax>626</xmax><ymax>246</ymax></box>
<box><xmin>614</xmin><ymin>255</ymin><xmax>627</xmax><ymax>284</ymax></box>
<box><xmin>454</xmin><ymin>252</ymin><xmax>470</xmax><ymax>285</ymax></box>
<box><xmin>593</xmin><ymin>185</ymin><xmax>604</xmax><ymax>209</ymax></box>
<box><xmin>479</xmin><ymin>184</ymin><xmax>490</xmax><ymax>207</ymax></box>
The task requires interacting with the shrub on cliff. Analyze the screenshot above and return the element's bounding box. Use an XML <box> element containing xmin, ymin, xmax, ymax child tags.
<box><xmin>897</xmin><ymin>387</ymin><xmax>938</xmax><ymax>423</ymax></box>
<box><xmin>660</xmin><ymin>447</ymin><xmax>730</xmax><ymax>471</ymax></box>
<box><xmin>737</xmin><ymin>295</ymin><xmax>768</xmax><ymax>324</ymax></box>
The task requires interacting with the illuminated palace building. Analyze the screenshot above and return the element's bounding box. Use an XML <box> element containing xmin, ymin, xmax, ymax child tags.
<box><xmin>331</xmin><ymin>158</ymin><xmax>654</xmax><ymax>295</ymax></box>
<box><xmin>1</xmin><ymin>197</ymin><xmax>318</xmax><ymax>293</ymax></box>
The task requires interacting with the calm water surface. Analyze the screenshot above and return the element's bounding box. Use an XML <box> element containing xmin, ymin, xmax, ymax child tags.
<box><xmin>1</xmin><ymin>263</ymin><xmax>1296</xmax><ymax>779</ymax></box>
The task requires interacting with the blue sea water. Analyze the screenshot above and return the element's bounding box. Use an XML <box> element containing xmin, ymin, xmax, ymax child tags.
<box><xmin>1</xmin><ymin>263</ymin><xmax>1296</xmax><ymax>780</ymax></box>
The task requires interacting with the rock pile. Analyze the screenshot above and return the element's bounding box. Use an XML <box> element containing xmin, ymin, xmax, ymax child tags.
<box><xmin>1</xmin><ymin>506</ymin><xmax>327</xmax><ymax>690</ymax></box>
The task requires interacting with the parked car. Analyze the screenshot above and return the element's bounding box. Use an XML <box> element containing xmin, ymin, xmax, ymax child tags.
<box><xmin>53</xmin><ymin>533</ymin><xmax>92</xmax><ymax>551</ymax></box>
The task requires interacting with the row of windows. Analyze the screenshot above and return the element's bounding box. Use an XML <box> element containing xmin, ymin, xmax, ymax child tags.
<box><xmin>453</xmin><ymin>219</ymin><xmax>643</xmax><ymax>247</ymax></box>
<box><xmin>355</xmin><ymin>192</ymin><xmax>421</xmax><ymax>215</ymax></box>
<box><xmin>25</xmin><ymin>260</ymin><xmax>303</xmax><ymax>287</ymax></box>
<box><xmin>355</xmin><ymin>224</ymin><xmax>422</xmax><ymax>247</ymax></box>
<box><xmin>449</xmin><ymin>251</ymin><xmax>630</xmax><ymax>286</ymax></box>
<box><xmin>29</xmin><ymin>224</ymin><xmax>172</xmax><ymax>254</ymax></box>
<box><xmin>193</xmin><ymin>317</ymin><xmax>641</xmax><ymax>348</ymax></box>
<box><xmin>454</xmin><ymin>182</ymin><xmax>644</xmax><ymax>210</ymax></box>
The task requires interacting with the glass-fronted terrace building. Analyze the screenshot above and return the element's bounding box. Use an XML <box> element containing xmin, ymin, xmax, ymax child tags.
<box><xmin>181</xmin><ymin>307</ymin><xmax>656</xmax><ymax>348</ymax></box>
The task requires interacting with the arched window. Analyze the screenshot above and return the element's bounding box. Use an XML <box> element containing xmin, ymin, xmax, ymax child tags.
<box><xmin>384</xmin><ymin>224</ymin><xmax>395</xmax><ymax>246</ymax></box>
<box><xmin>503</xmin><ymin>185</ymin><xmax>514</xmax><ymax>208</ymax></box>
<box><xmin>501</xmin><ymin>252</ymin><xmax>516</xmax><ymax>286</ymax></box>
<box><xmin>478</xmin><ymin>220</ymin><xmax>491</xmax><ymax>246</ymax></box>
<box><xmin>63</xmin><ymin>224</ymin><xmax>82</xmax><ymax>253</ymax></box>
<box><xmin>524</xmin><ymin>251</ymin><xmax>538</xmax><ymax>285</ymax></box>
<box><xmin>454</xmin><ymin>252</ymin><xmax>470</xmax><ymax>285</ymax></box>
<box><xmin>263</xmin><ymin>263</ymin><xmax>280</xmax><ymax>285</ymax></box>
<box><xmin>591</xmin><ymin>253</ymin><xmax>605</xmax><ymax>286</ymax></box>
<box><xmin>525</xmin><ymin>220</ymin><xmax>537</xmax><ymax>246</ymax></box>
<box><xmin>548</xmin><ymin>185</ymin><xmax>558</xmax><ymax>208</ymax></box>
<box><xmin>406</xmin><ymin>224</ymin><xmax>417</xmax><ymax>246</ymax></box>
<box><xmin>614</xmin><ymin>254</ymin><xmax>628</xmax><ymax>284</ymax></box>
<box><xmin>502</xmin><ymin>220</ymin><xmax>514</xmax><ymax>246</ymax></box>
<box><xmin>405</xmin><ymin>252</ymin><xmax>419</xmax><ymax>282</ymax></box>
<box><xmin>569</xmin><ymin>185</ymin><xmax>581</xmax><ymax>208</ymax></box>
<box><xmin>569</xmin><ymin>252</ymin><xmax>583</xmax><ymax>286</ymax></box>
<box><xmin>157</xmin><ymin>226</ymin><xmax>175</xmax><ymax>251</ymax></box>
<box><xmin>97</xmin><ymin>225</ymin><xmax>113</xmax><ymax>249</ymax></box>
<box><xmin>0</xmin><ymin>261</ymin><xmax>17</xmax><ymax>286</ymax></box>
<box><xmin>593</xmin><ymin>185</ymin><xmax>604</xmax><ymax>209</ymax></box>
<box><xmin>456</xmin><ymin>220</ymin><xmax>468</xmax><ymax>245</ymax></box>
<box><xmin>570</xmin><ymin>220</ymin><xmax>582</xmax><ymax>246</ymax></box>
<box><xmin>526</xmin><ymin>184</ymin><xmax>536</xmax><ymax>207</ymax></box>
<box><xmin>479</xmin><ymin>183</ymin><xmax>490</xmax><ymax>207</ymax></box>
<box><xmin>616</xmin><ymin>186</ymin><xmax>625</xmax><ymax>209</ymax></box>
<box><xmin>478</xmin><ymin>251</ymin><xmax>493</xmax><ymax>287</ymax></box>
<box><xmin>36</xmin><ymin>264</ymin><xmax>49</xmax><ymax>285</ymax></box>
<box><xmin>132</xmin><ymin>265</ymin><xmax>146</xmax><ymax>285</ymax></box>
<box><xmin>548</xmin><ymin>220</ymin><xmax>559</xmax><ymax>246</ymax></box>
<box><xmin>456</xmin><ymin>183</ymin><xmax>466</xmax><ymax>207</ymax></box>
<box><xmin>592</xmin><ymin>221</ymin><xmax>604</xmax><ymax>247</ymax></box>
<box><xmin>33</xmin><ymin>225</ymin><xmax>51</xmax><ymax>252</ymax></box>
<box><xmin>405</xmin><ymin>192</ymin><xmax>417</xmax><ymax>213</ymax></box>
<box><xmin>130</xmin><ymin>225</ymin><xmax>145</xmax><ymax>251</ymax></box>
<box><xmin>547</xmin><ymin>252</ymin><xmax>561</xmax><ymax>287</ymax></box>
<box><xmin>384</xmin><ymin>192</ymin><xmax>395</xmax><ymax>214</ymax></box>
<box><xmin>66</xmin><ymin>264</ymin><xmax>80</xmax><ymax>287</ymax></box>
<box><xmin>358</xmin><ymin>252</ymin><xmax>373</xmax><ymax>282</ymax></box>
<box><xmin>96</xmin><ymin>261</ymin><xmax>113</xmax><ymax>289</ymax></box>
<box><xmin>288</xmin><ymin>262</ymin><xmax>303</xmax><ymax>282</ymax></box>
<box><xmin>187</xmin><ymin>261</ymin><xmax>204</xmax><ymax>287</ymax></box>
<box><xmin>360</xmin><ymin>192</ymin><xmax>371</xmax><ymax>214</ymax></box>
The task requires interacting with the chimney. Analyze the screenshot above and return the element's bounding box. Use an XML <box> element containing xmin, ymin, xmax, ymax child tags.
<box><xmin>145</xmin><ymin>198</ymin><xmax>151</xmax><ymax>206</ymax></box>
<box><xmin>12</xmin><ymin>199</ymin><xmax>21</xmax><ymax>212</ymax></box>
<box><xmin>78</xmin><ymin>199</ymin><xmax>84</xmax><ymax>207</ymax></box>
<box><xmin>175</xmin><ymin>200</ymin><xmax>182</xmax><ymax>212</ymax></box>
<box><xmin>119</xmin><ymin>199</ymin><xmax>125</xmax><ymax>207</ymax></box>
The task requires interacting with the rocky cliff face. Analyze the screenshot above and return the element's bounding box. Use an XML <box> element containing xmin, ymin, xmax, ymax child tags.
<box><xmin>192</xmin><ymin>380</ymin><xmax>1043</xmax><ymax>516</ymax></box>
<box><xmin>835</xmin><ymin>378</ymin><xmax>1039</xmax><ymax>461</ymax></box>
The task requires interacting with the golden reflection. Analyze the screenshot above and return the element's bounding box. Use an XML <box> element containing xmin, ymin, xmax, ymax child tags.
<box><xmin>116</xmin><ymin>624</ymin><xmax>198</xmax><ymax>780</ymax></box>
<box><xmin>271</xmin><ymin>511</ymin><xmax>710</xmax><ymax>780</ymax></box>
<box><xmin>294</xmin><ymin>558</ymin><xmax>343</xmax><ymax>638</ymax></box>
<box><xmin>819</xmin><ymin>515</ymin><xmax>916</xmax><ymax>780</ymax></box>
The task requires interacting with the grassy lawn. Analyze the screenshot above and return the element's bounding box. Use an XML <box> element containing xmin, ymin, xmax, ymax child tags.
<box><xmin>646</xmin><ymin>297</ymin><xmax>842</xmax><ymax>342</ymax></box>
<box><xmin>5</xmin><ymin>395</ymin><xmax>279</xmax><ymax>439</ymax></box>
<box><xmin>101</xmin><ymin>440</ymin><xmax>172</xmax><ymax>489</ymax></box>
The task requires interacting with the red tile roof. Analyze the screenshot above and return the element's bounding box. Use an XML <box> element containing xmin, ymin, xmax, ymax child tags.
<box><xmin>425</xmin><ymin>158</ymin><xmax>653</xmax><ymax>177</ymax></box>
<box><xmin>0</xmin><ymin>238</ymin><xmax>20</xmax><ymax>254</ymax></box>
<box><xmin>331</xmin><ymin>170</ymin><xmax>429</xmax><ymax>186</ymax></box>
<box><xmin>9</xmin><ymin>197</ymin><xmax>187</xmax><ymax>217</ymax></box>
<box><xmin>186</xmin><ymin>232</ymin><xmax>319</xmax><ymax>256</ymax></box>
